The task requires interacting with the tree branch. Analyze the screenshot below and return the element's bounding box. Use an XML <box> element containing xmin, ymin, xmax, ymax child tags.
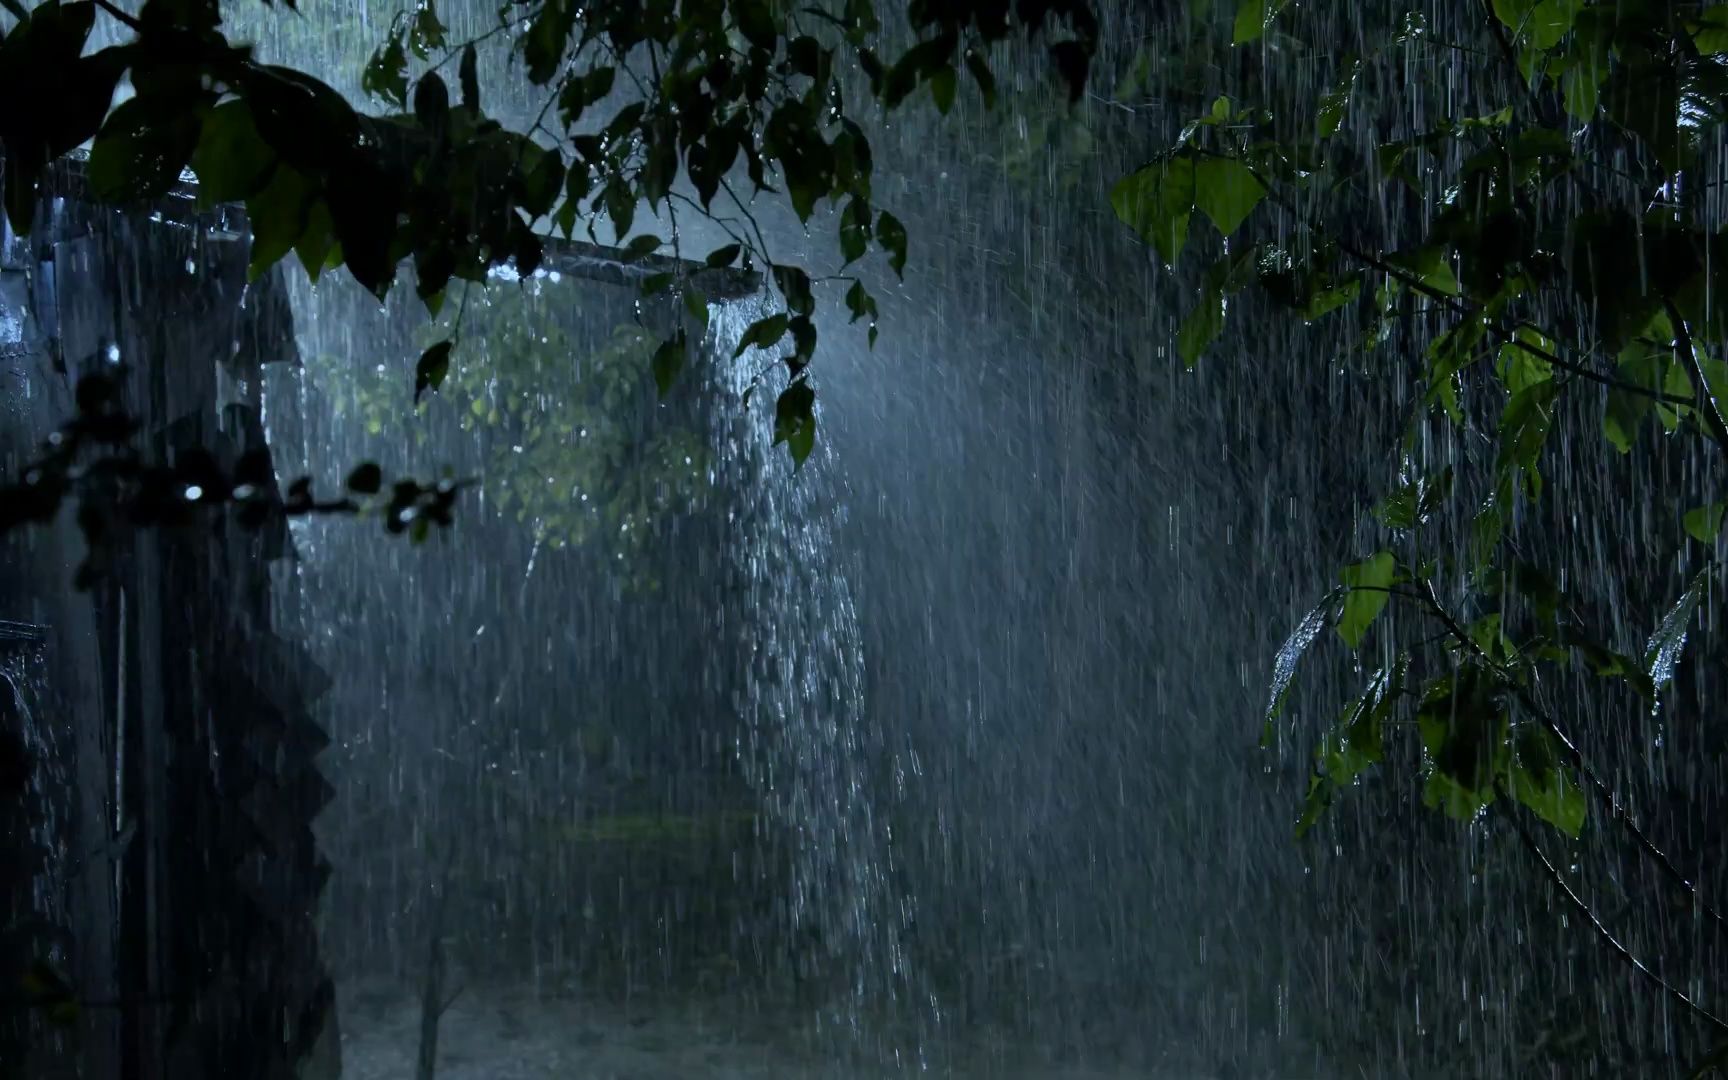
<box><xmin>1414</xmin><ymin>581</ymin><xmax>1728</xmax><ymax>935</ymax></box>
<box><xmin>91</xmin><ymin>0</ymin><xmax>142</xmax><ymax>32</ymax></box>
<box><xmin>1499</xmin><ymin>785</ymin><xmax>1728</xmax><ymax>1036</ymax></box>
<box><xmin>1664</xmin><ymin>299</ymin><xmax>1728</xmax><ymax>462</ymax></box>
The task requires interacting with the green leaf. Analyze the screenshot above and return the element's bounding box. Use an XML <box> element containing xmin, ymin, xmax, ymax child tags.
<box><xmin>732</xmin><ymin>0</ymin><xmax>778</xmax><ymax>51</ymax></box>
<box><xmin>1644</xmin><ymin>567</ymin><xmax>1710</xmax><ymax>692</ymax></box>
<box><xmin>415</xmin><ymin>340</ymin><xmax>453</xmax><ymax>403</ymax></box>
<box><xmin>733</xmin><ymin>313</ymin><xmax>789</xmax><ymax>358</ymax></box>
<box><xmin>1563</xmin><ymin>630</ymin><xmax>1657</xmax><ymax>701</ymax></box>
<box><xmin>1337</xmin><ymin>551</ymin><xmax>1395</xmax><ymax>649</ymax></box>
<box><xmin>346</xmin><ymin>462</ymin><xmax>383</xmax><ymax>494</ymax></box>
<box><xmin>409</xmin><ymin>2</ymin><xmax>446</xmax><ymax>57</ymax></box>
<box><xmin>413</xmin><ymin>72</ymin><xmax>451</xmax><ymax>135</ymax></box>
<box><xmin>771</xmin><ymin>265</ymin><xmax>814</xmax><ymax>316</ymax></box>
<box><xmin>1317</xmin><ymin>58</ymin><xmax>1360</xmax><ymax>138</ymax></box>
<box><xmin>1417</xmin><ymin>665</ymin><xmax>1509</xmax><ymax>818</ymax></box>
<box><xmin>459</xmin><ymin>43</ymin><xmax>480</xmax><ymax>110</ymax></box>
<box><xmin>1374</xmin><ymin>465</ymin><xmax>1453</xmax><ymax>530</ymax></box>
<box><xmin>362</xmin><ymin>32</ymin><xmax>410</xmax><ymax>107</ymax></box>
<box><xmin>788</xmin><ymin>314</ymin><xmax>817</xmax><ymax>369</ymax></box>
<box><xmin>622</xmin><ymin>234</ymin><xmax>663</xmax><ymax>261</ymax></box>
<box><xmin>1685</xmin><ymin>501</ymin><xmax>1726</xmax><ymax>542</ymax></box>
<box><xmin>845</xmin><ymin>280</ymin><xmax>879</xmax><ymax>326</ymax></box>
<box><xmin>876</xmin><ymin>210</ymin><xmax>908</xmax><ymax>276</ymax></box>
<box><xmin>604</xmin><ymin>179</ymin><xmax>635</xmax><ymax>242</ymax></box>
<box><xmin>1303</xmin><ymin>277</ymin><xmax>1360</xmax><ymax>323</ymax></box>
<box><xmin>1495</xmin><ymin>326</ymin><xmax>1555</xmax><ymax>394</ymax></box>
<box><xmin>1497</xmin><ymin>381</ymin><xmax>1560</xmax><ymax>500</ymax></box>
<box><xmin>1233</xmin><ymin>0</ymin><xmax>1286</xmax><ymax>44</ymax></box>
<box><xmin>773</xmin><ymin>381</ymin><xmax>817</xmax><ymax>465</ymax></box>
<box><xmin>191</xmin><ymin>101</ymin><xmax>276</xmax><ymax>204</ymax></box>
<box><xmin>519</xmin><ymin>147</ymin><xmax>566</xmax><ymax>219</ymax></box>
<box><xmin>652</xmin><ymin>332</ymin><xmax>686</xmax><ymax>397</ymax></box>
<box><xmin>88</xmin><ymin>97</ymin><xmax>202</xmax><ymax>203</ymax></box>
<box><xmin>1110</xmin><ymin>154</ymin><xmax>1196</xmax><ymax>267</ymax></box>
<box><xmin>1193</xmin><ymin>156</ymin><xmax>1266</xmax><ymax>238</ymax></box>
<box><xmin>964</xmin><ymin>52</ymin><xmax>996</xmax><ymax>108</ymax></box>
<box><xmin>1389</xmin><ymin>245</ymin><xmax>1460</xmax><ymax>297</ymax></box>
<box><xmin>1696</xmin><ymin>6</ymin><xmax>1728</xmax><ymax>53</ymax></box>
<box><xmin>1507</xmin><ymin>725</ymin><xmax>1585</xmax><ymax>837</ymax></box>
<box><xmin>1294</xmin><ymin>772</ymin><xmax>1332</xmax><ymax>838</ymax></box>
<box><xmin>839</xmin><ymin>197</ymin><xmax>871</xmax><ymax>266</ymax></box>
<box><xmin>1177</xmin><ymin>285</ymin><xmax>1225</xmax><ymax>368</ymax></box>
<box><xmin>245</xmin><ymin>163</ymin><xmax>316</xmax><ymax>280</ymax></box>
<box><xmin>1497</xmin><ymin>0</ymin><xmax>1582</xmax><ymax>50</ymax></box>
<box><xmin>929</xmin><ymin>63</ymin><xmax>957</xmax><ymax>113</ymax></box>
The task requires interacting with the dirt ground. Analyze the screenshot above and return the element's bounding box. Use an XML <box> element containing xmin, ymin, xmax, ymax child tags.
<box><xmin>329</xmin><ymin>978</ymin><xmax>1209</xmax><ymax>1080</ymax></box>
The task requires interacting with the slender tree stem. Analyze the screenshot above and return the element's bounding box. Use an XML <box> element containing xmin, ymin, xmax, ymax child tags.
<box><xmin>1411</xmin><ymin>582</ymin><xmax>1728</xmax><ymax>934</ymax></box>
<box><xmin>1499</xmin><ymin>787</ymin><xmax>1728</xmax><ymax>1035</ymax></box>
<box><xmin>91</xmin><ymin>0</ymin><xmax>143</xmax><ymax>32</ymax></box>
<box><xmin>1665</xmin><ymin>299</ymin><xmax>1728</xmax><ymax>462</ymax></box>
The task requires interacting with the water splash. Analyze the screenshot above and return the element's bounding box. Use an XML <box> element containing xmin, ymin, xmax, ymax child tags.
<box><xmin>1645</xmin><ymin>566</ymin><xmax>1710</xmax><ymax>697</ymax></box>
<box><xmin>704</xmin><ymin>295</ymin><xmax>928</xmax><ymax>1069</ymax></box>
<box><xmin>1264</xmin><ymin>590</ymin><xmax>1340</xmax><ymax>728</ymax></box>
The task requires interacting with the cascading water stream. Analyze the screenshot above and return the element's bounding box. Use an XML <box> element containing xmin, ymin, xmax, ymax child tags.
<box><xmin>704</xmin><ymin>295</ymin><xmax>934</xmax><ymax>1070</ymax></box>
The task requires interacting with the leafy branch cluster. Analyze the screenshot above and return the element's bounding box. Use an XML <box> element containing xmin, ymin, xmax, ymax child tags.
<box><xmin>1</xmin><ymin>0</ymin><xmax>1095</xmax><ymax>452</ymax></box>
<box><xmin>1111</xmin><ymin>0</ymin><xmax>1728</xmax><ymax>1058</ymax></box>
<box><xmin>0</xmin><ymin>0</ymin><xmax>1096</xmax><ymax>575</ymax></box>
<box><xmin>309</xmin><ymin>282</ymin><xmax>708</xmax><ymax>570</ymax></box>
<box><xmin>0</xmin><ymin>368</ymin><xmax>461</xmax><ymax>585</ymax></box>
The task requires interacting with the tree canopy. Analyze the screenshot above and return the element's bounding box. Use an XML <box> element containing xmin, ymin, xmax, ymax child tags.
<box><xmin>1109</xmin><ymin>1</ymin><xmax>1728</xmax><ymax>1066</ymax></box>
<box><xmin>0</xmin><ymin>0</ymin><xmax>1097</xmax><ymax>560</ymax></box>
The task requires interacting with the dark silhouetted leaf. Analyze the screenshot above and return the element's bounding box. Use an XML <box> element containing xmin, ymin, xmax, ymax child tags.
<box><xmin>346</xmin><ymin>462</ymin><xmax>383</xmax><ymax>494</ymax></box>
<box><xmin>415</xmin><ymin>340</ymin><xmax>453</xmax><ymax>403</ymax></box>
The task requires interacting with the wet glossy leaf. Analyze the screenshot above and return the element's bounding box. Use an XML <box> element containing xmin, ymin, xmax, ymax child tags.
<box><xmin>1110</xmin><ymin>154</ymin><xmax>1195</xmax><ymax>267</ymax></box>
<box><xmin>1233</xmin><ymin>0</ymin><xmax>1286</xmax><ymax>44</ymax></box>
<box><xmin>1194</xmin><ymin>156</ymin><xmax>1266</xmax><ymax>238</ymax></box>
<box><xmin>191</xmin><ymin>100</ymin><xmax>276</xmax><ymax>204</ymax></box>
<box><xmin>652</xmin><ymin>332</ymin><xmax>686</xmax><ymax>397</ymax></box>
<box><xmin>773</xmin><ymin>380</ymin><xmax>817</xmax><ymax>465</ymax></box>
<box><xmin>732</xmin><ymin>313</ymin><xmax>789</xmax><ymax>358</ymax></box>
<box><xmin>1177</xmin><ymin>285</ymin><xmax>1225</xmax><ymax>368</ymax></box>
<box><xmin>772</xmin><ymin>265</ymin><xmax>814</xmax><ymax>316</ymax></box>
<box><xmin>964</xmin><ymin>51</ymin><xmax>996</xmax><ymax>107</ymax></box>
<box><xmin>362</xmin><ymin>32</ymin><xmax>409</xmax><ymax>107</ymax></box>
<box><xmin>1337</xmin><ymin>551</ymin><xmax>1394</xmax><ymax>649</ymax></box>
<box><xmin>1685</xmin><ymin>501</ymin><xmax>1726</xmax><ymax>542</ymax></box>
<box><xmin>1507</xmin><ymin>725</ymin><xmax>1585</xmax><ymax>836</ymax></box>
<box><xmin>876</xmin><ymin>210</ymin><xmax>908</xmax><ymax>276</ymax></box>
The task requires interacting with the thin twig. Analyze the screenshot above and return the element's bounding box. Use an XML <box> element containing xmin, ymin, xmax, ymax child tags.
<box><xmin>1498</xmin><ymin>785</ymin><xmax>1728</xmax><ymax>1035</ymax></box>
<box><xmin>1233</xmin><ymin>156</ymin><xmax>1693</xmax><ymax>408</ymax></box>
<box><xmin>1413</xmin><ymin>581</ymin><xmax>1728</xmax><ymax>934</ymax></box>
<box><xmin>91</xmin><ymin>0</ymin><xmax>142</xmax><ymax>32</ymax></box>
<box><xmin>1665</xmin><ymin>299</ymin><xmax>1728</xmax><ymax>462</ymax></box>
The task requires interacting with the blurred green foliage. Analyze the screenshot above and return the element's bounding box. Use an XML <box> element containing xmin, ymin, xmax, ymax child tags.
<box><xmin>308</xmin><ymin>284</ymin><xmax>707</xmax><ymax>563</ymax></box>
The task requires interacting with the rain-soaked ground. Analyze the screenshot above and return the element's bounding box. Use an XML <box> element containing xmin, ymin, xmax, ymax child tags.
<box><xmin>332</xmin><ymin>979</ymin><xmax>1223</xmax><ymax>1080</ymax></box>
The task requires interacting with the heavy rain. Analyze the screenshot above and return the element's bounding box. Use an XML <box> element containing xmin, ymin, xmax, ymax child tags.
<box><xmin>2</xmin><ymin>0</ymin><xmax>1727</xmax><ymax>1077</ymax></box>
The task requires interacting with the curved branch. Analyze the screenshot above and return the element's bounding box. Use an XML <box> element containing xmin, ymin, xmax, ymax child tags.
<box><xmin>1665</xmin><ymin>299</ymin><xmax>1728</xmax><ymax>462</ymax></box>
<box><xmin>1499</xmin><ymin>784</ymin><xmax>1728</xmax><ymax>1036</ymax></box>
<box><xmin>1415</xmin><ymin>581</ymin><xmax>1728</xmax><ymax>935</ymax></box>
